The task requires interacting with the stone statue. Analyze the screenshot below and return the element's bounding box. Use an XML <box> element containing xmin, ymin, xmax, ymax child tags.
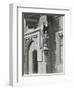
<box><xmin>38</xmin><ymin>15</ymin><xmax>48</xmax><ymax>49</ymax></box>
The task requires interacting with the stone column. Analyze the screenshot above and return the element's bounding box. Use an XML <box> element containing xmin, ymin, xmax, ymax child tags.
<box><xmin>41</xmin><ymin>50</ymin><xmax>47</xmax><ymax>73</ymax></box>
<box><xmin>24</xmin><ymin>47</ymin><xmax>29</xmax><ymax>74</ymax></box>
<box><xmin>42</xmin><ymin>30</ymin><xmax>49</xmax><ymax>73</ymax></box>
<box><xmin>55</xmin><ymin>31</ymin><xmax>63</xmax><ymax>73</ymax></box>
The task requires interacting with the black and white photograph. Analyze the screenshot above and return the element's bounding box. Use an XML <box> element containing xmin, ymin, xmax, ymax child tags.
<box><xmin>9</xmin><ymin>4</ymin><xmax>71</xmax><ymax>86</ymax></box>
<box><xmin>22</xmin><ymin>13</ymin><xmax>64</xmax><ymax>75</ymax></box>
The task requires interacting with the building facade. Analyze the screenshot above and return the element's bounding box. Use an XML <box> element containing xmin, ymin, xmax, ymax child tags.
<box><xmin>22</xmin><ymin>14</ymin><xmax>63</xmax><ymax>75</ymax></box>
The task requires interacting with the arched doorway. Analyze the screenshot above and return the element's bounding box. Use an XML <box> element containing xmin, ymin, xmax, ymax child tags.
<box><xmin>24</xmin><ymin>39</ymin><xmax>34</xmax><ymax>74</ymax></box>
<box><xmin>32</xmin><ymin>50</ymin><xmax>38</xmax><ymax>73</ymax></box>
<box><xmin>28</xmin><ymin>39</ymin><xmax>38</xmax><ymax>74</ymax></box>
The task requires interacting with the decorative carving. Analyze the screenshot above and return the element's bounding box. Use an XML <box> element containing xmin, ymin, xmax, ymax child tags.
<box><xmin>24</xmin><ymin>34</ymin><xmax>38</xmax><ymax>51</ymax></box>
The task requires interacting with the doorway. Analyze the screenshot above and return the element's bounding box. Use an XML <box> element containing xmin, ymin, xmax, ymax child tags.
<box><xmin>32</xmin><ymin>50</ymin><xmax>38</xmax><ymax>73</ymax></box>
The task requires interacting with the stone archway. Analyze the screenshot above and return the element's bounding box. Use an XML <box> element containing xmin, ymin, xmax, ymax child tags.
<box><xmin>24</xmin><ymin>39</ymin><xmax>34</xmax><ymax>74</ymax></box>
<box><xmin>24</xmin><ymin>32</ymin><xmax>38</xmax><ymax>74</ymax></box>
<box><xmin>28</xmin><ymin>40</ymin><xmax>37</xmax><ymax>74</ymax></box>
